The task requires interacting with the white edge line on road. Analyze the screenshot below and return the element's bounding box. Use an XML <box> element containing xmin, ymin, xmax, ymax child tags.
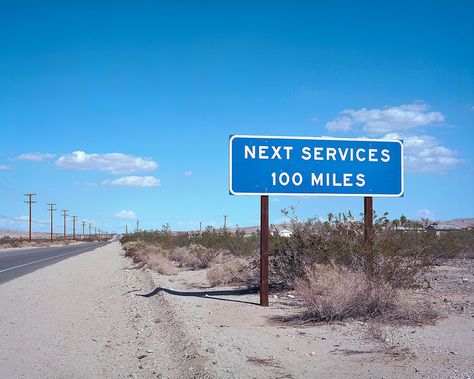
<box><xmin>0</xmin><ymin>244</ymin><xmax>102</xmax><ymax>274</ymax></box>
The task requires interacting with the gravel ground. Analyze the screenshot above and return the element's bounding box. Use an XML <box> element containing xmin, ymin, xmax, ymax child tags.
<box><xmin>0</xmin><ymin>241</ymin><xmax>209</xmax><ymax>379</ymax></box>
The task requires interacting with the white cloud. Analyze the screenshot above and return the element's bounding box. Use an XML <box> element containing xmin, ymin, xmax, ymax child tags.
<box><xmin>324</xmin><ymin>102</ymin><xmax>462</xmax><ymax>174</ymax></box>
<box><xmin>102</xmin><ymin>176</ymin><xmax>161</xmax><ymax>187</ymax></box>
<box><xmin>0</xmin><ymin>165</ymin><xmax>11</xmax><ymax>170</ymax></box>
<box><xmin>326</xmin><ymin>103</ymin><xmax>444</xmax><ymax>135</ymax></box>
<box><xmin>114</xmin><ymin>210</ymin><xmax>137</xmax><ymax>219</ymax></box>
<box><xmin>325</xmin><ymin>116</ymin><xmax>353</xmax><ymax>132</ymax></box>
<box><xmin>417</xmin><ymin>208</ymin><xmax>434</xmax><ymax>219</ymax></box>
<box><xmin>15</xmin><ymin>152</ymin><xmax>56</xmax><ymax>161</ymax></box>
<box><xmin>383</xmin><ymin>132</ymin><xmax>463</xmax><ymax>172</ymax></box>
<box><xmin>184</xmin><ymin>171</ymin><xmax>193</xmax><ymax>177</ymax></box>
<box><xmin>56</xmin><ymin>151</ymin><xmax>158</xmax><ymax>174</ymax></box>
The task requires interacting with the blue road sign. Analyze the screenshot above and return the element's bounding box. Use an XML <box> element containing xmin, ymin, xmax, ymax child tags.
<box><xmin>229</xmin><ymin>135</ymin><xmax>404</xmax><ymax>197</ymax></box>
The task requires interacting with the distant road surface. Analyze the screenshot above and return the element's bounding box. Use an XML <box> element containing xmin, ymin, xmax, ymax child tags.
<box><xmin>0</xmin><ymin>242</ymin><xmax>110</xmax><ymax>285</ymax></box>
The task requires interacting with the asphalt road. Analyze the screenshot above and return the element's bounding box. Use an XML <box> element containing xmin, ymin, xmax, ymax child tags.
<box><xmin>0</xmin><ymin>241</ymin><xmax>110</xmax><ymax>285</ymax></box>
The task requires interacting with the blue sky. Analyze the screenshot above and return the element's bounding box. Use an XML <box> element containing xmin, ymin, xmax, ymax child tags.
<box><xmin>0</xmin><ymin>1</ymin><xmax>473</xmax><ymax>233</ymax></box>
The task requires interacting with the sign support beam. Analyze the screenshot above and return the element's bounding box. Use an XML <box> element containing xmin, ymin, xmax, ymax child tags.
<box><xmin>260</xmin><ymin>195</ymin><xmax>269</xmax><ymax>307</ymax></box>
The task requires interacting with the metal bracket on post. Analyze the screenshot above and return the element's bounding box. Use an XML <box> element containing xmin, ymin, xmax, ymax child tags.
<box><xmin>260</xmin><ymin>195</ymin><xmax>269</xmax><ymax>307</ymax></box>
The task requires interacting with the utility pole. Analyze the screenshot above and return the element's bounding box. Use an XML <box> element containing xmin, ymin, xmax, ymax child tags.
<box><xmin>88</xmin><ymin>223</ymin><xmax>92</xmax><ymax>239</ymax></box>
<box><xmin>199</xmin><ymin>221</ymin><xmax>202</xmax><ymax>233</ymax></box>
<box><xmin>94</xmin><ymin>226</ymin><xmax>97</xmax><ymax>238</ymax></box>
<box><xmin>47</xmin><ymin>203</ymin><xmax>56</xmax><ymax>242</ymax></box>
<box><xmin>72</xmin><ymin>216</ymin><xmax>78</xmax><ymax>239</ymax></box>
<box><xmin>24</xmin><ymin>193</ymin><xmax>36</xmax><ymax>242</ymax></box>
<box><xmin>136</xmin><ymin>220</ymin><xmax>139</xmax><ymax>233</ymax></box>
<box><xmin>61</xmin><ymin>210</ymin><xmax>69</xmax><ymax>238</ymax></box>
<box><xmin>125</xmin><ymin>224</ymin><xmax>128</xmax><ymax>234</ymax></box>
<box><xmin>81</xmin><ymin>221</ymin><xmax>86</xmax><ymax>240</ymax></box>
<box><xmin>223</xmin><ymin>215</ymin><xmax>228</xmax><ymax>229</ymax></box>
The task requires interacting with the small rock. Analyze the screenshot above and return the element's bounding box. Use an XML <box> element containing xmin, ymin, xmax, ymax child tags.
<box><xmin>206</xmin><ymin>347</ymin><xmax>216</xmax><ymax>354</ymax></box>
<box><xmin>138</xmin><ymin>365</ymin><xmax>144</xmax><ymax>370</ymax></box>
<box><xmin>137</xmin><ymin>354</ymin><xmax>147</xmax><ymax>360</ymax></box>
<box><xmin>273</xmin><ymin>294</ymin><xmax>278</xmax><ymax>299</ymax></box>
<box><xmin>135</xmin><ymin>313</ymin><xmax>143</xmax><ymax>319</ymax></box>
<box><xmin>287</xmin><ymin>294</ymin><xmax>295</xmax><ymax>299</ymax></box>
<box><xmin>450</xmin><ymin>351</ymin><xmax>458</xmax><ymax>355</ymax></box>
<box><xmin>146</xmin><ymin>349</ymin><xmax>154</xmax><ymax>353</ymax></box>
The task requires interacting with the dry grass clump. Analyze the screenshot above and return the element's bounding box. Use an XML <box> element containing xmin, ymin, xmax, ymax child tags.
<box><xmin>206</xmin><ymin>257</ymin><xmax>251</xmax><ymax>287</ymax></box>
<box><xmin>295</xmin><ymin>264</ymin><xmax>397</xmax><ymax>322</ymax></box>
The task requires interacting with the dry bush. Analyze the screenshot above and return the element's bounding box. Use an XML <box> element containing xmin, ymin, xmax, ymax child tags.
<box><xmin>295</xmin><ymin>264</ymin><xmax>397</xmax><ymax>322</ymax></box>
<box><xmin>206</xmin><ymin>257</ymin><xmax>251</xmax><ymax>287</ymax></box>
<box><xmin>169</xmin><ymin>244</ymin><xmax>221</xmax><ymax>270</ymax></box>
<box><xmin>190</xmin><ymin>244</ymin><xmax>221</xmax><ymax>269</ymax></box>
<box><xmin>122</xmin><ymin>240</ymin><xmax>147</xmax><ymax>260</ymax></box>
<box><xmin>142</xmin><ymin>253</ymin><xmax>176</xmax><ymax>275</ymax></box>
<box><xmin>169</xmin><ymin>246</ymin><xmax>192</xmax><ymax>267</ymax></box>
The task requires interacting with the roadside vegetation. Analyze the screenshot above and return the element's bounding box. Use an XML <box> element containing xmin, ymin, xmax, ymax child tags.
<box><xmin>0</xmin><ymin>236</ymin><xmax>110</xmax><ymax>249</ymax></box>
<box><xmin>120</xmin><ymin>212</ymin><xmax>474</xmax><ymax>324</ymax></box>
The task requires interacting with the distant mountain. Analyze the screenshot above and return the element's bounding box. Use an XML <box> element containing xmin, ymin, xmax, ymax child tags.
<box><xmin>439</xmin><ymin>218</ymin><xmax>474</xmax><ymax>229</ymax></box>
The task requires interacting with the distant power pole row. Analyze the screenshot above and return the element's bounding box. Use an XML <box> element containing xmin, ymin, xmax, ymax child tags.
<box><xmin>21</xmin><ymin>193</ymin><xmax>108</xmax><ymax>242</ymax></box>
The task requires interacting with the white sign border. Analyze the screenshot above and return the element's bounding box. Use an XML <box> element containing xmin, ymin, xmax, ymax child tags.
<box><xmin>229</xmin><ymin>134</ymin><xmax>404</xmax><ymax>197</ymax></box>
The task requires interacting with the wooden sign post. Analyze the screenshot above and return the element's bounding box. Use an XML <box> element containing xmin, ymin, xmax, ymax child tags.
<box><xmin>260</xmin><ymin>195</ymin><xmax>269</xmax><ymax>306</ymax></box>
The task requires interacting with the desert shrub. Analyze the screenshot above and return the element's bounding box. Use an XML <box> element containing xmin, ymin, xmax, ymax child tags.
<box><xmin>373</xmin><ymin>230</ymin><xmax>466</xmax><ymax>288</ymax></box>
<box><xmin>142</xmin><ymin>253</ymin><xmax>176</xmax><ymax>275</ymax></box>
<box><xmin>167</xmin><ymin>244</ymin><xmax>222</xmax><ymax>270</ymax></box>
<box><xmin>120</xmin><ymin>227</ymin><xmax>259</xmax><ymax>258</ymax></box>
<box><xmin>168</xmin><ymin>246</ymin><xmax>192</xmax><ymax>267</ymax></box>
<box><xmin>295</xmin><ymin>264</ymin><xmax>397</xmax><ymax>322</ymax></box>
<box><xmin>269</xmin><ymin>220</ymin><xmax>365</xmax><ymax>289</ymax></box>
<box><xmin>0</xmin><ymin>237</ymin><xmax>25</xmax><ymax>248</ymax></box>
<box><xmin>206</xmin><ymin>257</ymin><xmax>251</xmax><ymax>287</ymax></box>
<box><xmin>269</xmin><ymin>215</ymin><xmax>472</xmax><ymax>290</ymax></box>
<box><xmin>122</xmin><ymin>240</ymin><xmax>148</xmax><ymax>261</ymax></box>
<box><xmin>188</xmin><ymin>244</ymin><xmax>221</xmax><ymax>269</ymax></box>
